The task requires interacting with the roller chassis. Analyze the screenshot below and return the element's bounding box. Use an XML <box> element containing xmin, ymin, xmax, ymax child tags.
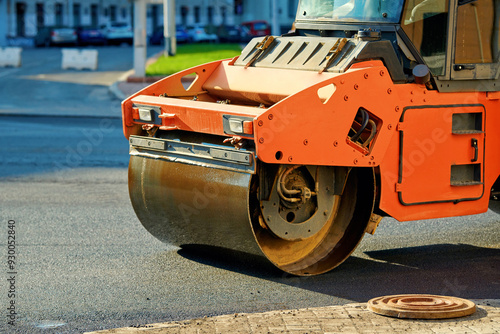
<box><xmin>123</xmin><ymin>0</ymin><xmax>500</xmax><ymax>275</ymax></box>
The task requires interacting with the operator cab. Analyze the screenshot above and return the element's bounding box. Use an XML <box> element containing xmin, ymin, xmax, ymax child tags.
<box><xmin>294</xmin><ymin>0</ymin><xmax>500</xmax><ymax>92</ymax></box>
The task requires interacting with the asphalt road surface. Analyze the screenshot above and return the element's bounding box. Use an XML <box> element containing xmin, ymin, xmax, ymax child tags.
<box><xmin>0</xmin><ymin>47</ymin><xmax>498</xmax><ymax>334</ymax></box>
<box><xmin>0</xmin><ymin>45</ymin><xmax>161</xmax><ymax>117</ymax></box>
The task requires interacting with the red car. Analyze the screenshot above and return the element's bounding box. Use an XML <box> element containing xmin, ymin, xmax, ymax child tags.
<box><xmin>241</xmin><ymin>20</ymin><xmax>271</xmax><ymax>37</ymax></box>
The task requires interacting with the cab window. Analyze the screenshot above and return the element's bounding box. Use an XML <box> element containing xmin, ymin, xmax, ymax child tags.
<box><xmin>401</xmin><ymin>0</ymin><xmax>449</xmax><ymax>75</ymax></box>
<box><xmin>298</xmin><ymin>0</ymin><xmax>404</xmax><ymax>23</ymax></box>
<box><xmin>455</xmin><ymin>0</ymin><xmax>499</xmax><ymax>64</ymax></box>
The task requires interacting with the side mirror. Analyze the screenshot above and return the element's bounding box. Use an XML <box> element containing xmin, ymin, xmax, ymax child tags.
<box><xmin>413</xmin><ymin>64</ymin><xmax>431</xmax><ymax>86</ymax></box>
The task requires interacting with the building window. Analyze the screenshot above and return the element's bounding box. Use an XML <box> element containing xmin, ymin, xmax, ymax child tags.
<box><xmin>73</xmin><ymin>3</ymin><xmax>81</xmax><ymax>27</ymax></box>
<box><xmin>181</xmin><ymin>6</ymin><xmax>189</xmax><ymax>25</ymax></box>
<box><xmin>91</xmin><ymin>4</ymin><xmax>98</xmax><ymax>27</ymax></box>
<box><xmin>194</xmin><ymin>6</ymin><xmax>200</xmax><ymax>23</ymax></box>
<box><xmin>151</xmin><ymin>5</ymin><xmax>160</xmax><ymax>30</ymax></box>
<box><xmin>110</xmin><ymin>5</ymin><xmax>117</xmax><ymax>21</ymax></box>
<box><xmin>234</xmin><ymin>0</ymin><xmax>243</xmax><ymax>15</ymax></box>
<box><xmin>36</xmin><ymin>3</ymin><xmax>44</xmax><ymax>28</ymax></box>
<box><xmin>207</xmin><ymin>6</ymin><xmax>214</xmax><ymax>24</ymax></box>
<box><xmin>55</xmin><ymin>3</ymin><xmax>63</xmax><ymax>26</ymax></box>
<box><xmin>221</xmin><ymin>6</ymin><xmax>227</xmax><ymax>24</ymax></box>
<box><xmin>122</xmin><ymin>7</ymin><xmax>127</xmax><ymax>19</ymax></box>
<box><xmin>16</xmin><ymin>2</ymin><xmax>26</xmax><ymax>36</ymax></box>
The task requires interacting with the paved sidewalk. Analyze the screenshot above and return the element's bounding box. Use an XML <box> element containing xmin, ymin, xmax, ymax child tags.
<box><xmin>86</xmin><ymin>300</ymin><xmax>500</xmax><ymax>334</ymax></box>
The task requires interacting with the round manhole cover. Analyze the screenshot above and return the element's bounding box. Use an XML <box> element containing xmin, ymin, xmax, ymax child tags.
<box><xmin>367</xmin><ymin>294</ymin><xmax>476</xmax><ymax>319</ymax></box>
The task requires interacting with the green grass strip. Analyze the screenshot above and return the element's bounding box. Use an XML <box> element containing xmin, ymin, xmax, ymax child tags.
<box><xmin>146</xmin><ymin>43</ymin><xmax>243</xmax><ymax>76</ymax></box>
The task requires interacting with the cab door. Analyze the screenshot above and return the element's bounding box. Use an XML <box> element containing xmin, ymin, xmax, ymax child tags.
<box><xmin>397</xmin><ymin>105</ymin><xmax>485</xmax><ymax>205</ymax></box>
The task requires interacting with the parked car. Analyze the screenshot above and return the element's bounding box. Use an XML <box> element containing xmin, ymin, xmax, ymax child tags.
<box><xmin>100</xmin><ymin>22</ymin><xmax>133</xmax><ymax>45</ymax></box>
<box><xmin>241</xmin><ymin>20</ymin><xmax>271</xmax><ymax>37</ymax></box>
<box><xmin>34</xmin><ymin>26</ymin><xmax>78</xmax><ymax>47</ymax></box>
<box><xmin>186</xmin><ymin>25</ymin><xmax>218</xmax><ymax>43</ymax></box>
<box><xmin>217</xmin><ymin>25</ymin><xmax>253</xmax><ymax>43</ymax></box>
<box><xmin>149</xmin><ymin>25</ymin><xmax>191</xmax><ymax>45</ymax></box>
<box><xmin>76</xmin><ymin>26</ymin><xmax>107</xmax><ymax>46</ymax></box>
<box><xmin>176</xmin><ymin>25</ymin><xmax>191</xmax><ymax>44</ymax></box>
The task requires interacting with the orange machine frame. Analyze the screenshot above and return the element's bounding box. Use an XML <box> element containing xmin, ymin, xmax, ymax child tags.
<box><xmin>122</xmin><ymin>58</ymin><xmax>500</xmax><ymax>223</ymax></box>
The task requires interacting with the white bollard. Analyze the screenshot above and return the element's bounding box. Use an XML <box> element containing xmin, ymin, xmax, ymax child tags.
<box><xmin>0</xmin><ymin>47</ymin><xmax>22</xmax><ymax>67</ymax></box>
<box><xmin>61</xmin><ymin>49</ymin><xmax>98</xmax><ymax>70</ymax></box>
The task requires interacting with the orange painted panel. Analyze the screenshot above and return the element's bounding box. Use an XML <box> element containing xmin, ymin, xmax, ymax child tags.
<box><xmin>130</xmin><ymin>95</ymin><xmax>264</xmax><ymax>138</ymax></box>
<box><xmin>254</xmin><ymin>63</ymin><xmax>401</xmax><ymax>167</ymax></box>
<box><xmin>397</xmin><ymin>105</ymin><xmax>485</xmax><ymax>204</ymax></box>
<box><xmin>378</xmin><ymin>88</ymin><xmax>500</xmax><ymax>222</ymax></box>
<box><xmin>122</xmin><ymin>60</ymin><xmax>225</xmax><ymax>139</ymax></box>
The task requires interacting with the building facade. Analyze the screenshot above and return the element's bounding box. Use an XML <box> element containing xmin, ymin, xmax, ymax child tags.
<box><xmin>0</xmin><ymin>0</ymin><xmax>7</xmax><ymax>46</ymax></box>
<box><xmin>238</xmin><ymin>0</ymin><xmax>298</xmax><ymax>32</ymax></box>
<box><xmin>0</xmin><ymin>0</ymin><xmax>299</xmax><ymax>46</ymax></box>
<box><xmin>3</xmin><ymin>0</ymin><xmax>137</xmax><ymax>40</ymax></box>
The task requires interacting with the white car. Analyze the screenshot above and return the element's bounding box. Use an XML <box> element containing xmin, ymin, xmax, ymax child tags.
<box><xmin>100</xmin><ymin>22</ymin><xmax>133</xmax><ymax>45</ymax></box>
<box><xmin>34</xmin><ymin>27</ymin><xmax>78</xmax><ymax>47</ymax></box>
<box><xmin>187</xmin><ymin>25</ymin><xmax>218</xmax><ymax>43</ymax></box>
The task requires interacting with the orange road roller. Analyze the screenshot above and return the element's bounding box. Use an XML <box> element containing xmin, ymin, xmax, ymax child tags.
<box><xmin>122</xmin><ymin>0</ymin><xmax>500</xmax><ymax>275</ymax></box>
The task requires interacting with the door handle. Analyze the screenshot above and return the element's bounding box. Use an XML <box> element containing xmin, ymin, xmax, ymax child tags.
<box><xmin>471</xmin><ymin>138</ymin><xmax>478</xmax><ymax>162</ymax></box>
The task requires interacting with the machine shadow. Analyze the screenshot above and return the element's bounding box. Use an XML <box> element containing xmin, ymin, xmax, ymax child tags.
<box><xmin>178</xmin><ymin>244</ymin><xmax>284</xmax><ymax>278</ymax></box>
<box><xmin>487</xmin><ymin>199</ymin><xmax>500</xmax><ymax>214</ymax></box>
<box><xmin>178</xmin><ymin>243</ymin><xmax>499</xmax><ymax>302</ymax></box>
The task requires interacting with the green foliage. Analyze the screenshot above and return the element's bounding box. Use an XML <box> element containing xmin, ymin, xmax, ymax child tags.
<box><xmin>146</xmin><ymin>43</ymin><xmax>242</xmax><ymax>76</ymax></box>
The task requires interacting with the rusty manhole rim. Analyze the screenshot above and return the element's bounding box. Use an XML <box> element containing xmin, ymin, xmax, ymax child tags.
<box><xmin>367</xmin><ymin>294</ymin><xmax>476</xmax><ymax>319</ymax></box>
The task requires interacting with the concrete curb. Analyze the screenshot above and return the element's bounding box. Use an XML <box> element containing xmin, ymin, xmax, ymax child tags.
<box><xmin>108</xmin><ymin>69</ymin><xmax>134</xmax><ymax>101</ymax></box>
<box><xmin>108</xmin><ymin>82</ymin><xmax>127</xmax><ymax>101</ymax></box>
<box><xmin>108</xmin><ymin>50</ymin><xmax>167</xmax><ymax>101</ymax></box>
<box><xmin>85</xmin><ymin>300</ymin><xmax>500</xmax><ymax>334</ymax></box>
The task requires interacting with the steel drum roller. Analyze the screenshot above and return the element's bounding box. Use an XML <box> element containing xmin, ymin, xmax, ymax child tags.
<box><xmin>129</xmin><ymin>155</ymin><xmax>261</xmax><ymax>255</ymax></box>
<box><xmin>129</xmin><ymin>145</ymin><xmax>375</xmax><ymax>276</ymax></box>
